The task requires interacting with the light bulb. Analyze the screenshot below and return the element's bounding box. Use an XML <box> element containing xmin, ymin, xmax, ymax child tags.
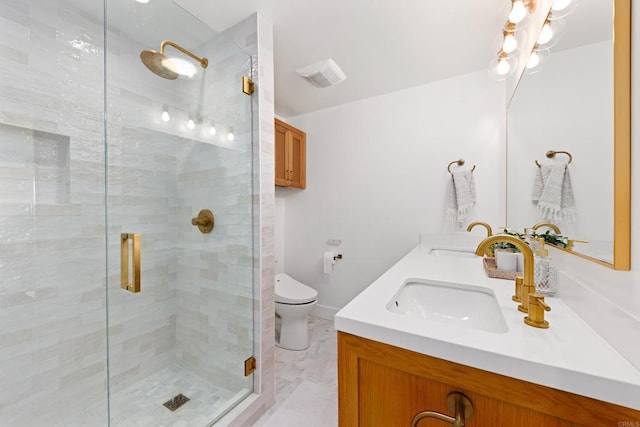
<box><xmin>552</xmin><ymin>0</ymin><xmax>572</xmax><ymax>11</ymax></box>
<box><xmin>227</xmin><ymin>130</ymin><xmax>235</xmax><ymax>141</ymax></box>
<box><xmin>537</xmin><ymin>21</ymin><xmax>554</xmax><ymax>45</ymax></box>
<box><xmin>187</xmin><ymin>118</ymin><xmax>196</xmax><ymax>129</ymax></box>
<box><xmin>163</xmin><ymin>57</ymin><xmax>198</xmax><ymax>78</ymax></box>
<box><xmin>508</xmin><ymin>0</ymin><xmax>528</xmax><ymax>24</ymax></box>
<box><xmin>135</xmin><ymin>0</ymin><xmax>150</xmax><ymax>3</ymax></box>
<box><xmin>502</xmin><ymin>33</ymin><xmax>518</xmax><ymax>53</ymax></box>
<box><xmin>208</xmin><ymin>125</ymin><xmax>216</xmax><ymax>136</ymax></box>
<box><xmin>496</xmin><ymin>58</ymin><xmax>511</xmax><ymax>75</ymax></box>
<box><xmin>161</xmin><ymin>107</ymin><xmax>170</xmax><ymax>122</ymax></box>
<box><xmin>526</xmin><ymin>51</ymin><xmax>540</xmax><ymax>69</ymax></box>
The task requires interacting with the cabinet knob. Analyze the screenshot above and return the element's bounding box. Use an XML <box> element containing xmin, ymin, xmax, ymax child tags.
<box><xmin>411</xmin><ymin>392</ymin><xmax>473</xmax><ymax>427</ymax></box>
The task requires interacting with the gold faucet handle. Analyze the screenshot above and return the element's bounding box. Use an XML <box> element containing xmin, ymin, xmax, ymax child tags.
<box><xmin>566</xmin><ymin>239</ymin><xmax>588</xmax><ymax>251</ymax></box>
<box><xmin>524</xmin><ymin>294</ymin><xmax>551</xmax><ymax>329</ymax></box>
<box><xmin>512</xmin><ymin>276</ymin><xmax>523</xmax><ymax>303</ymax></box>
<box><xmin>191</xmin><ymin>209</ymin><xmax>214</xmax><ymax>233</ymax></box>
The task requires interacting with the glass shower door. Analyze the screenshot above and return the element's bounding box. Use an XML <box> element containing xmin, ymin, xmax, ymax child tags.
<box><xmin>104</xmin><ymin>0</ymin><xmax>255</xmax><ymax>425</ymax></box>
<box><xmin>0</xmin><ymin>0</ymin><xmax>109</xmax><ymax>424</ymax></box>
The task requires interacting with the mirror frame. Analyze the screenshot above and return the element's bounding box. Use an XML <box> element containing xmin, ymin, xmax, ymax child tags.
<box><xmin>509</xmin><ymin>0</ymin><xmax>631</xmax><ymax>270</ymax></box>
<box><xmin>611</xmin><ymin>0</ymin><xmax>631</xmax><ymax>270</ymax></box>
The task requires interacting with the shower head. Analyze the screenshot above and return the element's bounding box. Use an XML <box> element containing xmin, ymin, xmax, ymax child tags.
<box><xmin>140</xmin><ymin>40</ymin><xmax>208</xmax><ymax>80</ymax></box>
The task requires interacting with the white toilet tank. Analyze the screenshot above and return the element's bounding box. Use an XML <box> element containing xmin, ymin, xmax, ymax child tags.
<box><xmin>275</xmin><ymin>273</ymin><xmax>317</xmax><ymax>304</ymax></box>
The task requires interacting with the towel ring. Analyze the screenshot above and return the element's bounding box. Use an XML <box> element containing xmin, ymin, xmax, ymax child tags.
<box><xmin>447</xmin><ymin>159</ymin><xmax>476</xmax><ymax>174</ymax></box>
<box><xmin>535</xmin><ymin>150</ymin><xmax>573</xmax><ymax>167</ymax></box>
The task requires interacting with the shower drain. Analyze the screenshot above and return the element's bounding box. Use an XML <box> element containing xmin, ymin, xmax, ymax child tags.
<box><xmin>163</xmin><ymin>393</ymin><xmax>190</xmax><ymax>411</ymax></box>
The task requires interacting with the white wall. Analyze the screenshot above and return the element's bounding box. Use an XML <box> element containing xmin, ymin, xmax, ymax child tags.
<box><xmin>275</xmin><ymin>197</ymin><xmax>286</xmax><ymax>274</ymax></box>
<box><xmin>277</xmin><ymin>70</ymin><xmax>506</xmax><ymax>316</ymax></box>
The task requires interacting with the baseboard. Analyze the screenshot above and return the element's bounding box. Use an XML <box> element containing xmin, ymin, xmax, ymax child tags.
<box><xmin>312</xmin><ymin>304</ymin><xmax>339</xmax><ymax>320</ymax></box>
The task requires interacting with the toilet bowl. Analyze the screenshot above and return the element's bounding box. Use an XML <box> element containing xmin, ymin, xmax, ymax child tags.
<box><xmin>275</xmin><ymin>273</ymin><xmax>318</xmax><ymax>350</ymax></box>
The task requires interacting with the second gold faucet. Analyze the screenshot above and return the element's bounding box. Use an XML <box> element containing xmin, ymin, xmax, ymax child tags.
<box><xmin>475</xmin><ymin>233</ymin><xmax>551</xmax><ymax>327</ymax></box>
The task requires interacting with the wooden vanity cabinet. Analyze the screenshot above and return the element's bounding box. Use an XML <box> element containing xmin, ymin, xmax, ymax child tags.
<box><xmin>275</xmin><ymin>118</ymin><xmax>306</xmax><ymax>188</ymax></box>
<box><xmin>338</xmin><ymin>332</ymin><xmax>640</xmax><ymax>426</ymax></box>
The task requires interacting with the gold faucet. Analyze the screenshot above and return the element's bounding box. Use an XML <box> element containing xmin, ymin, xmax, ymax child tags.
<box><xmin>566</xmin><ymin>239</ymin><xmax>588</xmax><ymax>251</ymax></box>
<box><xmin>466</xmin><ymin>221</ymin><xmax>493</xmax><ymax>237</ymax></box>
<box><xmin>532</xmin><ymin>222</ymin><xmax>561</xmax><ymax>234</ymax></box>
<box><xmin>475</xmin><ymin>234</ymin><xmax>535</xmax><ymax>314</ymax></box>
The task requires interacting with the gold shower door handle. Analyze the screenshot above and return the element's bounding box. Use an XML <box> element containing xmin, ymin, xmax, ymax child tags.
<box><xmin>121</xmin><ymin>233</ymin><xmax>141</xmax><ymax>293</ymax></box>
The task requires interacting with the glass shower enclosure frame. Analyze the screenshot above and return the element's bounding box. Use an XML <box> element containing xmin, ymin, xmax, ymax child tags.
<box><xmin>0</xmin><ymin>0</ymin><xmax>255</xmax><ymax>425</ymax></box>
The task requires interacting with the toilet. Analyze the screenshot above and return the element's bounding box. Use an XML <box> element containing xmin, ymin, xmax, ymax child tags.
<box><xmin>275</xmin><ymin>273</ymin><xmax>318</xmax><ymax>350</ymax></box>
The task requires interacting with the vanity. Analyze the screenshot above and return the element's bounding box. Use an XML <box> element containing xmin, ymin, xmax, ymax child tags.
<box><xmin>335</xmin><ymin>236</ymin><xmax>640</xmax><ymax>425</ymax></box>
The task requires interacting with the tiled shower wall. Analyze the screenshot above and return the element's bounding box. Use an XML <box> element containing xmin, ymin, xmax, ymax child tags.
<box><xmin>0</xmin><ymin>1</ymin><xmax>109</xmax><ymax>424</ymax></box>
<box><xmin>173</xmin><ymin>35</ymin><xmax>254</xmax><ymax>391</ymax></box>
<box><xmin>0</xmin><ymin>0</ymin><xmax>256</xmax><ymax>425</ymax></box>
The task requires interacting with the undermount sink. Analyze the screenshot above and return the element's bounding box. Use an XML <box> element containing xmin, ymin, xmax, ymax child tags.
<box><xmin>387</xmin><ymin>279</ymin><xmax>508</xmax><ymax>333</ymax></box>
<box><xmin>428</xmin><ymin>248</ymin><xmax>477</xmax><ymax>258</ymax></box>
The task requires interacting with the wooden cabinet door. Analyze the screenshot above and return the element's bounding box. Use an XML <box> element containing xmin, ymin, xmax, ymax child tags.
<box><xmin>274</xmin><ymin>121</ymin><xmax>290</xmax><ymax>186</ymax></box>
<box><xmin>274</xmin><ymin>119</ymin><xmax>306</xmax><ymax>188</ymax></box>
<box><xmin>287</xmin><ymin>127</ymin><xmax>306</xmax><ymax>188</ymax></box>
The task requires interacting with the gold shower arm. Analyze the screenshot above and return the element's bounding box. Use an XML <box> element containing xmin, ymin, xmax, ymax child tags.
<box><xmin>160</xmin><ymin>40</ymin><xmax>208</xmax><ymax>69</ymax></box>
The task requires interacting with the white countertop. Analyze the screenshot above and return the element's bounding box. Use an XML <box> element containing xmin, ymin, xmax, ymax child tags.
<box><xmin>334</xmin><ymin>236</ymin><xmax>640</xmax><ymax>410</ymax></box>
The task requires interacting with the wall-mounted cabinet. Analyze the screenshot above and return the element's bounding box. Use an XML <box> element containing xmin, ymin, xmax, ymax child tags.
<box><xmin>275</xmin><ymin>118</ymin><xmax>306</xmax><ymax>188</ymax></box>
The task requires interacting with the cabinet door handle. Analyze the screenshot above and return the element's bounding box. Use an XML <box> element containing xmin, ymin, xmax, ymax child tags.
<box><xmin>411</xmin><ymin>392</ymin><xmax>473</xmax><ymax>427</ymax></box>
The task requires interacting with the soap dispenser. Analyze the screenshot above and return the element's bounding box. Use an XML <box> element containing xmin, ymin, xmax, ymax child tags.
<box><xmin>534</xmin><ymin>238</ymin><xmax>558</xmax><ymax>296</ymax></box>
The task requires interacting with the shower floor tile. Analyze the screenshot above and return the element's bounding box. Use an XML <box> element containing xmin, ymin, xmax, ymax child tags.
<box><xmin>65</xmin><ymin>364</ymin><xmax>248</xmax><ymax>427</ymax></box>
<box><xmin>108</xmin><ymin>364</ymin><xmax>250</xmax><ymax>427</ymax></box>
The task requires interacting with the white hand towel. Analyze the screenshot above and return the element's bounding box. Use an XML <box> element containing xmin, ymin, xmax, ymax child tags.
<box><xmin>446</xmin><ymin>170</ymin><xmax>476</xmax><ymax>224</ymax></box>
<box><xmin>532</xmin><ymin>163</ymin><xmax>576</xmax><ymax>223</ymax></box>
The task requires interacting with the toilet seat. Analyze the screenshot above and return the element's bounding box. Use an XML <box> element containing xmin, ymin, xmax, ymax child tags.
<box><xmin>275</xmin><ymin>273</ymin><xmax>317</xmax><ymax>305</ymax></box>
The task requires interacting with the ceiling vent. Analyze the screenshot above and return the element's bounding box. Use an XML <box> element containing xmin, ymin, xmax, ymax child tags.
<box><xmin>295</xmin><ymin>59</ymin><xmax>346</xmax><ymax>88</ymax></box>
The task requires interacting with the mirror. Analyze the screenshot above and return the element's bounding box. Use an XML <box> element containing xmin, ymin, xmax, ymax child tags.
<box><xmin>506</xmin><ymin>0</ymin><xmax>630</xmax><ymax>270</ymax></box>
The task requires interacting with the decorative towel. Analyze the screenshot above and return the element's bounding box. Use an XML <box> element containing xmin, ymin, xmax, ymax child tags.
<box><xmin>447</xmin><ymin>170</ymin><xmax>476</xmax><ymax>224</ymax></box>
<box><xmin>532</xmin><ymin>163</ymin><xmax>576</xmax><ymax>223</ymax></box>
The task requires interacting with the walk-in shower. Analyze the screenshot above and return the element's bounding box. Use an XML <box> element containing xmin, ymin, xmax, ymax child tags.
<box><xmin>0</xmin><ymin>0</ymin><xmax>255</xmax><ymax>425</ymax></box>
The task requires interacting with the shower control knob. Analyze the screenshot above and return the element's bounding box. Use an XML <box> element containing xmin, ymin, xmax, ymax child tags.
<box><xmin>191</xmin><ymin>209</ymin><xmax>214</xmax><ymax>234</ymax></box>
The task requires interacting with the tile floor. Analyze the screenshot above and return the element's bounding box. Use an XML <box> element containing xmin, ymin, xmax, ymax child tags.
<box><xmin>254</xmin><ymin>316</ymin><xmax>338</xmax><ymax>427</ymax></box>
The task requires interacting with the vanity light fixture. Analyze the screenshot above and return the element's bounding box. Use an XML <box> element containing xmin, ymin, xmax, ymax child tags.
<box><xmin>227</xmin><ymin>128</ymin><xmax>235</xmax><ymax>141</ymax></box>
<box><xmin>550</xmin><ymin>0</ymin><xmax>579</xmax><ymax>18</ymax></box>
<box><xmin>525</xmin><ymin>45</ymin><xmax>550</xmax><ymax>73</ymax></box>
<box><xmin>508</xmin><ymin>0</ymin><xmax>528</xmax><ymax>23</ymax></box>
<box><xmin>536</xmin><ymin>17</ymin><xmax>565</xmax><ymax>48</ymax></box>
<box><xmin>135</xmin><ymin>0</ymin><xmax>150</xmax><ymax>3</ymax></box>
<box><xmin>488</xmin><ymin>50</ymin><xmax>518</xmax><ymax>81</ymax></box>
<box><xmin>161</xmin><ymin>105</ymin><xmax>170</xmax><ymax>122</ymax></box>
<box><xmin>186</xmin><ymin>116</ymin><xmax>196</xmax><ymax>129</ymax></box>
<box><xmin>527</xmin><ymin>51</ymin><xmax>541</xmax><ymax>69</ymax></box>
<box><xmin>537</xmin><ymin>19</ymin><xmax>554</xmax><ymax>44</ymax></box>
<box><xmin>502</xmin><ymin>23</ymin><xmax>519</xmax><ymax>54</ymax></box>
<box><xmin>507</xmin><ymin>0</ymin><xmax>536</xmax><ymax>24</ymax></box>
